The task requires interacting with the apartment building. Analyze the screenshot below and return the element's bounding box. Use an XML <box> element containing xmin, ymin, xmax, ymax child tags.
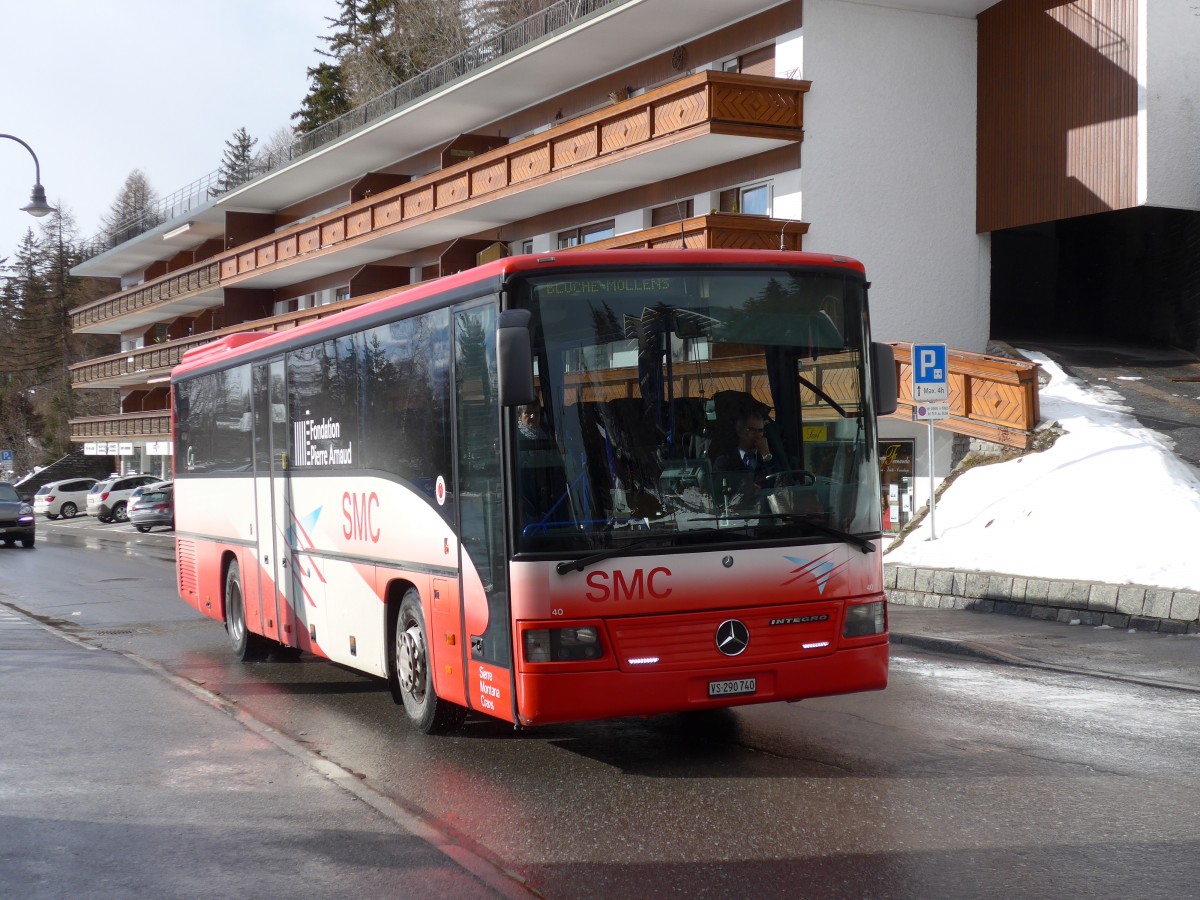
<box><xmin>69</xmin><ymin>0</ymin><xmax>1200</xmax><ymax>506</ymax></box>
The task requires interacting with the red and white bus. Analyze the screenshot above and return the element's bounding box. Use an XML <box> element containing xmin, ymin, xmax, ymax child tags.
<box><xmin>171</xmin><ymin>249</ymin><xmax>898</xmax><ymax>732</ymax></box>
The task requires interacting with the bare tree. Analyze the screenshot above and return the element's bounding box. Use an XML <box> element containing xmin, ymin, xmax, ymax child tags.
<box><xmin>100</xmin><ymin>170</ymin><xmax>161</xmax><ymax>247</ymax></box>
<box><xmin>257</xmin><ymin>125</ymin><xmax>299</xmax><ymax>170</ymax></box>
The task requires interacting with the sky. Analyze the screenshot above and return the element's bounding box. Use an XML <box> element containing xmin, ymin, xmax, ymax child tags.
<box><xmin>1</xmin><ymin>0</ymin><xmax>334</xmax><ymax>260</ymax></box>
<box><xmin>885</xmin><ymin>351</ymin><xmax>1200</xmax><ymax>593</ymax></box>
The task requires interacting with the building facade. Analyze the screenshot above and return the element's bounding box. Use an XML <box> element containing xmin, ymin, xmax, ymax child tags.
<box><xmin>69</xmin><ymin>0</ymin><xmax>1200</xmax><ymax>500</ymax></box>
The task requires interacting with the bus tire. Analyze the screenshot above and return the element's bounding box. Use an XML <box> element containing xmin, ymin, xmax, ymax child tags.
<box><xmin>225</xmin><ymin>558</ymin><xmax>267</xmax><ymax>662</ymax></box>
<box><xmin>392</xmin><ymin>589</ymin><xmax>463</xmax><ymax>734</ymax></box>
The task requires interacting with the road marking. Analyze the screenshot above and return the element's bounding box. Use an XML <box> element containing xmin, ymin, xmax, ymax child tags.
<box><xmin>0</xmin><ymin>608</ymin><xmax>38</xmax><ymax>629</ymax></box>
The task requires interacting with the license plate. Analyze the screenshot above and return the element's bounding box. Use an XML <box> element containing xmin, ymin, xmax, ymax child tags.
<box><xmin>708</xmin><ymin>677</ymin><xmax>756</xmax><ymax>697</ymax></box>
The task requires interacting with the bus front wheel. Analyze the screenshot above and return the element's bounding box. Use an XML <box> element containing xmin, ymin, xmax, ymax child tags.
<box><xmin>392</xmin><ymin>589</ymin><xmax>463</xmax><ymax>734</ymax></box>
<box><xmin>226</xmin><ymin>559</ymin><xmax>268</xmax><ymax>662</ymax></box>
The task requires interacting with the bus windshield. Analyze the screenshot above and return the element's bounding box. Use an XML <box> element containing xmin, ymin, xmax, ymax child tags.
<box><xmin>510</xmin><ymin>266</ymin><xmax>882</xmax><ymax>556</ymax></box>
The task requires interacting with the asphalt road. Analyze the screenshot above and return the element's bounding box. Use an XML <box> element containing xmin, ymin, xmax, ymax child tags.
<box><xmin>3</xmin><ymin>526</ymin><xmax>1199</xmax><ymax>898</ymax></box>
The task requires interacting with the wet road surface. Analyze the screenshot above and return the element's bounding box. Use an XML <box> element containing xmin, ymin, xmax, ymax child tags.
<box><xmin>3</xmin><ymin>534</ymin><xmax>1198</xmax><ymax>898</ymax></box>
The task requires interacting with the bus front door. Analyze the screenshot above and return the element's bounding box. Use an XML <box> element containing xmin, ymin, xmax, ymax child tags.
<box><xmin>251</xmin><ymin>357</ymin><xmax>298</xmax><ymax>647</ymax></box>
<box><xmin>453</xmin><ymin>303</ymin><xmax>513</xmax><ymax>722</ymax></box>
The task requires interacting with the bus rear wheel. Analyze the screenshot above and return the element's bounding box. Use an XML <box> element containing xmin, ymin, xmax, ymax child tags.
<box><xmin>225</xmin><ymin>559</ymin><xmax>268</xmax><ymax>662</ymax></box>
<box><xmin>392</xmin><ymin>589</ymin><xmax>463</xmax><ymax>734</ymax></box>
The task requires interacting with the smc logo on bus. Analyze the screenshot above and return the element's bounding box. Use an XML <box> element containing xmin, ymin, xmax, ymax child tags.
<box><xmin>342</xmin><ymin>491</ymin><xmax>380</xmax><ymax>543</ymax></box>
<box><xmin>585</xmin><ymin>567</ymin><xmax>672</xmax><ymax>602</ymax></box>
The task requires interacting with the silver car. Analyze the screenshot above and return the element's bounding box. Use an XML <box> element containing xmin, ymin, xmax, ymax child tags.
<box><xmin>128</xmin><ymin>483</ymin><xmax>174</xmax><ymax>533</ymax></box>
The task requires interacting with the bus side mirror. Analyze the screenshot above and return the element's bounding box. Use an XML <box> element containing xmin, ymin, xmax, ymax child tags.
<box><xmin>871</xmin><ymin>342</ymin><xmax>898</xmax><ymax>417</ymax></box>
<box><xmin>497</xmin><ymin>309</ymin><xmax>536</xmax><ymax>407</ymax></box>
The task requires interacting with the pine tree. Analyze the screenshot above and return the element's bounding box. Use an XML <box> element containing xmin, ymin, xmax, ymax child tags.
<box><xmin>292</xmin><ymin>0</ymin><xmax>485</xmax><ymax>133</ymax></box>
<box><xmin>292</xmin><ymin>61</ymin><xmax>352</xmax><ymax>133</ymax></box>
<box><xmin>216</xmin><ymin>127</ymin><xmax>259</xmax><ymax>193</ymax></box>
<box><xmin>0</xmin><ymin>210</ymin><xmax>118</xmax><ymax>469</ymax></box>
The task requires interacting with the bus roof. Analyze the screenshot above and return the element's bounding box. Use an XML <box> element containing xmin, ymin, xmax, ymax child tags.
<box><xmin>171</xmin><ymin>248</ymin><xmax>865</xmax><ymax>380</ymax></box>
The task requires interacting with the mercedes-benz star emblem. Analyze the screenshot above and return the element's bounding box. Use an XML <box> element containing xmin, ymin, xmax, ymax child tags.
<box><xmin>715</xmin><ymin>619</ymin><xmax>749</xmax><ymax>656</ymax></box>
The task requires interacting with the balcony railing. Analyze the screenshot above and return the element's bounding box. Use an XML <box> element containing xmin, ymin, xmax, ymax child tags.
<box><xmin>71</xmin><ymin>410</ymin><xmax>172</xmax><ymax>442</ymax></box>
<box><xmin>72</xmin><ymin>263</ymin><xmax>221</xmax><ymax>331</ymax></box>
<box><xmin>215</xmin><ymin>71</ymin><xmax>806</xmax><ymax>285</ymax></box>
<box><xmin>72</xmin><ymin>72</ymin><xmax>808</xmax><ymax>332</ymax></box>
<box><xmin>70</xmin><ymin>293</ymin><xmax>374</xmax><ymax>388</ymax></box>
<box><xmin>78</xmin><ymin>0</ymin><xmax>623</xmax><ymax>261</ymax></box>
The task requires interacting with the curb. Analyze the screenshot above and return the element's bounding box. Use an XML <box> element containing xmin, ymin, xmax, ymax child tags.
<box><xmin>890</xmin><ymin>631</ymin><xmax>1200</xmax><ymax>695</ymax></box>
<box><xmin>884</xmin><ymin>563</ymin><xmax>1200</xmax><ymax>635</ymax></box>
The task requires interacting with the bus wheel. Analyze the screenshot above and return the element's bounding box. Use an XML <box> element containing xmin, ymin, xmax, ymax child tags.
<box><xmin>225</xmin><ymin>559</ymin><xmax>267</xmax><ymax>662</ymax></box>
<box><xmin>393</xmin><ymin>589</ymin><xmax>463</xmax><ymax>734</ymax></box>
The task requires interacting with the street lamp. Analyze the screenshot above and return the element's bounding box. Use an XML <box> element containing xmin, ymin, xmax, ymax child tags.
<box><xmin>1</xmin><ymin>133</ymin><xmax>55</xmax><ymax>218</ymax></box>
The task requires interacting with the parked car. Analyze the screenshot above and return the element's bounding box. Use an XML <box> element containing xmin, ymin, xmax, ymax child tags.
<box><xmin>0</xmin><ymin>481</ymin><xmax>36</xmax><ymax>548</ymax></box>
<box><xmin>128</xmin><ymin>479</ymin><xmax>171</xmax><ymax>505</ymax></box>
<box><xmin>86</xmin><ymin>474</ymin><xmax>161</xmax><ymax>523</ymax></box>
<box><xmin>33</xmin><ymin>477</ymin><xmax>99</xmax><ymax>520</ymax></box>
<box><xmin>128</xmin><ymin>483</ymin><xmax>174</xmax><ymax>533</ymax></box>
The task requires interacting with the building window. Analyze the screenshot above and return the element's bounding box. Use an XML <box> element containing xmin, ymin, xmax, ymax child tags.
<box><xmin>719</xmin><ymin>182</ymin><xmax>771</xmax><ymax>216</ymax></box>
<box><xmin>651</xmin><ymin>200</ymin><xmax>694</xmax><ymax>226</ymax></box>
<box><xmin>740</xmin><ymin>183</ymin><xmax>770</xmax><ymax>215</ymax></box>
<box><xmin>522</xmin><ymin>239</ymin><xmax>533</xmax><ymax>255</ymax></box>
<box><xmin>558</xmin><ymin>220</ymin><xmax>615</xmax><ymax>248</ymax></box>
<box><xmin>721</xmin><ymin>57</ymin><xmax>740</xmax><ymax>73</ymax></box>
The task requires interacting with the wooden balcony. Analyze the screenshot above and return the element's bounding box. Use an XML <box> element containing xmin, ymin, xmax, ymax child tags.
<box><xmin>215</xmin><ymin>71</ymin><xmax>807</xmax><ymax>287</ymax></box>
<box><xmin>71</xmin><ymin>263</ymin><xmax>220</xmax><ymax>333</ymax></box>
<box><xmin>69</xmin><ymin>71</ymin><xmax>809</xmax><ymax>333</ymax></box>
<box><xmin>70</xmin><ymin>214</ymin><xmax>811</xmax><ymax>391</ymax></box>
<box><xmin>69</xmin><ymin>294</ymin><xmax>372</xmax><ymax>389</ymax></box>
<box><xmin>578</xmin><ymin>212</ymin><xmax>808</xmax><ymax>251</ymax></box>
<box><xmin>70</xmin><ymin>410</ymin><xmax>172</xmax><ymax>442</ymax></box>
<box><xmin>888</xmin><ymin>343</ymin><xmax>1042</xmax><ymax>449</ymax></box>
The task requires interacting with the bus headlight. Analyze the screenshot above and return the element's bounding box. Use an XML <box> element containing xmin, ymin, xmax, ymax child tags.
<box><xmin>523</xmin><ymin>626</ymin><xmax>602</xmax><ymax>662</ymax></box>
<box><xmin>843</xmin><ymin>601</ymin><xmax>886</xmax><ymax>637</ymax></box>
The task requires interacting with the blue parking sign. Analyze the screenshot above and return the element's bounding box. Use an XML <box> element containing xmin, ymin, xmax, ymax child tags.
<box><xmin>0</xmin><ymin>450</ymin><xmax>12</xmax><ymax>463</ymax></box>
<box><xmin>911</xmin><ymin>343</ymin><xmax>948</xmax><ymax>401</ymax></box>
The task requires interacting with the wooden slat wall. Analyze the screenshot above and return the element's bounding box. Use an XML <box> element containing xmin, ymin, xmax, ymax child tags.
<box><xmin>889</xmin><ymin>343</ymin><xmax>1042</xmax><ymax>449</ymax></box>
<box><xmin>977</xmin><ymin>0</ymin><xmax>1140</xmax><ymax>233</ymax></box>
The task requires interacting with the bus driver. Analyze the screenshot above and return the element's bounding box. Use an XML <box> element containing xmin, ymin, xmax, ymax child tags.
<box><xmin>715</xmin><ymin>412</ymin><xmax>781</xmax><ymax>485</ymax></box>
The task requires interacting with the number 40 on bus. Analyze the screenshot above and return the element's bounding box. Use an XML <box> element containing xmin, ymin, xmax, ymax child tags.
<box><xmin>171</xmin><ymin>249</ymin><xmax>898</xmax><ymax>733</ymax></box>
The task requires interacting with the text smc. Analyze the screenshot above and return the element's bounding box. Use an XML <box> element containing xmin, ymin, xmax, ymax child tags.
<box><xmin>585</xmin><ymin>567</ymin><xmax>672</xmax><ymax>602</ymax></box>
<box><xmin>342</xmin><ymin>491</ymin><xmax>381</xmax><ymax>542</ymax></box>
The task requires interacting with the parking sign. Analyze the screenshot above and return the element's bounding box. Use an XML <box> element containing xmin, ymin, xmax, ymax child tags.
<box><xmin>911</xmin><ymin>343</ymin><xmax>948</xmax><ymax>401</ymax></box>
<box><xmin>0</xmin><ymin>450</ymin><xmax>12</xmax><ymax>464</ymax></box>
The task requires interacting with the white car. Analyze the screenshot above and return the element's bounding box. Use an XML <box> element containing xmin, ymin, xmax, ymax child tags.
<box><xmin>86</xmin><ymin>474</ymin><xmax>161</xmax><ymax>523</ymax></box>
<box><xmin>32</xmin><ymin>477</ymin><xmax>99</xmax><ymax>520</ymax></box>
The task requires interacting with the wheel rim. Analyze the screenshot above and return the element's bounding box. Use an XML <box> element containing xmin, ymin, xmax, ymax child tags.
<box><xmin>62</xmin><ymin>503</ymin><xmax>76</xmax><ymax>518</ymax></box>
<box><xmin>114</xmin><ymin>503</ymin><xmax>128</xmax><ymax>523</ymax></box>
<box><xmin>397</xmin><ymin>622</ymin><xmax>427</xmax><ymax>702</ymax></box>
<box><xmin>228</xmin><ymin>578</ymin><xmax>245</xmax><ymax>645</ymax></box>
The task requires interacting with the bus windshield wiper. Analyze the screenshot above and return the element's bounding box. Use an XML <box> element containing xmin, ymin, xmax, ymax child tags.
<box><xmin>555</xmin><ymin>522</ymin><xmax>757</xmax><ymax>575</ymax></box>
<box><xmin>757</xmin><ymin>513</ymin><xmax>876</xmax><ymax>554</ymax></box>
